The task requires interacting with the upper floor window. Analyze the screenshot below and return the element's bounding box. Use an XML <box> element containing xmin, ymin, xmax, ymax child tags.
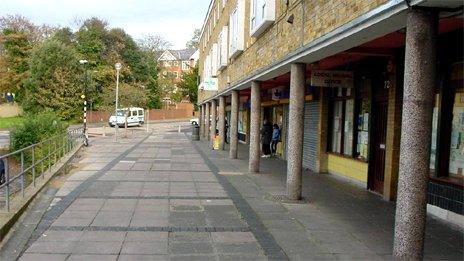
<box><xmin>218</xmin><ymin>26</ymin><xmax>228</xmax><ymax>71</ymax></box>
<box><xmin>211</xmin><ymin>43</ymin><xmax>218</xmax><ymax>77</ymax></box>
<box><xmin>229</xmin><ymin>0</ymin><xmax>245</xmax><ymax>59</ymax></box>
<box><xmin>250</xmin><ymin>0</ymin><xmax>275</xmax><ymax>38</ymax></box>
<box><xmin>182</xmin><ymin>61</ymin><xmax>190</xmax><ymax>71</ymax></box>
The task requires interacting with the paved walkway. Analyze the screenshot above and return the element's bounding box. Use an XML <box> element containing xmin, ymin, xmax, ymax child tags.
<box><xmin>194</xmin><ymin>136</ymin><xmax>463</xmax><ymax>260</ymax></box>
<box><xmin>17</xmin><ymin>124</ymin><xmax>274</xmax><ymax>260</ymax></box>
<box><xmin>6</xmin><ymin>123</ymin><xmax>463</xmax><ymax>260</ymax></box>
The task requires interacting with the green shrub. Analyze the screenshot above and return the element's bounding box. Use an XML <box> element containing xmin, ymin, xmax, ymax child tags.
<box><xmin>10</xmin><ymin>111</ymin><xmax>68</xmax><ymax>152</ymax></box>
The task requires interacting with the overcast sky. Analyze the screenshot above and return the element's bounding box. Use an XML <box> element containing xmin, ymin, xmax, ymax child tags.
<box><xmin>0</xmin><ymin>0</ymin><xmax>210</xmax><ymax>49</ymax></box>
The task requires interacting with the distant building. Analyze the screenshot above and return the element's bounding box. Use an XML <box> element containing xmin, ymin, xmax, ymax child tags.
<box><xmin>158</xmin><ymin>49</ymin><xmax>198</xmax><ymax>83</ymax></box>
<box><xmin>157</xmin><ymin>49</ymin><xmax>198</xmax><ymax>107</ymax></box>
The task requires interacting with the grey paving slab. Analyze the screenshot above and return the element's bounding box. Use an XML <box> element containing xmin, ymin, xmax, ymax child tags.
<box><xmin>67</xmin><ymin>254</ymin><xmax>118</xmax><ymax>261</ymax></box>
<box><xmin>91</xmin><ymin>210</ymin><xmax>133</xmax><ymax>227</ymax></box>
<box><xmin>169</xmin><ymin>242</ymin><xmax>214</xmax><ymax>255</ymax></box>
<box><xmin>121</xmin><ymin>241</ymin><xmax>168</xmax><ymax>255</ymax></box>
<box><xmin>25</xmin><ymin>241</ymin><xmax>76</xmax><ymax>254</ymax></box>
<box><xmin>118</xmin><ymin>255</ymin><xmax>169</xmax><ymax>261</ymax></box>
<box><xmin>73</xmin><ymin>241</ymin><xmax>123</xmax><ymax>254</ymax></box>
<box><xmin>79</xmin><ymin>231</ymin><xmax>126</xmax><ymax>242</ymax></box>
<box><xmin>211</xmin><ymin>232</ymin><xmax>257</xmax><ymax>243</ymax></box>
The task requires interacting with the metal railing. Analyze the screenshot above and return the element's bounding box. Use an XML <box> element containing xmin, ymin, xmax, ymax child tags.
<box><xmin>0</xmin><ymin>128</ymin><xmax>84</xmax><ymax>212</ymax></box>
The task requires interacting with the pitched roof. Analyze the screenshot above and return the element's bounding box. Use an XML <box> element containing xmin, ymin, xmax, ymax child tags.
<box><xmin>169</xmin><ymin>49</ymin><xmax>197</xmax><ymax>60</ymax></box>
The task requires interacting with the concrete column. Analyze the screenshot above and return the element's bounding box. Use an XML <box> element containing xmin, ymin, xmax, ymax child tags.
<box><xmin>205</xmin><ymin>102</ymin><xmax>210</xmax><ymax>141</ymax></box>
<box><xmin>230</xmin><ymin>90</ymin><xmax>239</xmax><ymax>159</ymax></box>
<box><xmin>249</xmin><ymin>81</ymin><xmax>261</xmax><ymax>173</ymax></box>
<box><xmin>393</xmin><ymin>9</ymin><xmax>437</xmax><ymax>260</ymax></box>
<box><xmin>210</xmin><ymin>99</ymin><xmax>217</xmax><ymax>149</ymax></box>
<box><xmin>200</xmin><ymin>104</ymin><xmax>205</xmax><ymax>139</ymax></box>
<box><xmin>218</xmin><ymin>96</ymin><xmax>226</xmax><ymax>150</ymax></box>
<box><xmin>286</xmin><ymin>63</ymin><xmax>306</xmax><ymax>200</ymax></box>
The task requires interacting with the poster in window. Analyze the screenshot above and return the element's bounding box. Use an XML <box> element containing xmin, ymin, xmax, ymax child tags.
<box><xmin>363</xmin><ymin>113</ymin><xmax>369</xmax><ymax>131</ymax></box>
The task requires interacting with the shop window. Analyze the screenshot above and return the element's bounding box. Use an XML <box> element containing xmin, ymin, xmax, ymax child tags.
<box><xmin>329</xmin><ymin>88</ymin><xmax>354</xmax><ymax>156</ymax></box>
<box><xmin>430</xmin><ymin>94</ymin><xmax>440</xmax><ymax>172</ymax></box>
<box><xmin>355</xmin><ymin>79</ymin><xmax>371</xmax><ymax>160</ymax></box>
<box><xmin>429</xmin><ymin>62</ymin><xmax>464</xmax><ymax>181</ymax></box>
<box><xmin>449</xmin><ymin>89</ymin><xmax>464</xmax><ymax>177</ymax></box>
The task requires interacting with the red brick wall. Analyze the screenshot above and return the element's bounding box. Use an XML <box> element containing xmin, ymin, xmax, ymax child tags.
<box><xmin>86</xmin><ymin>106</ymin><xmax>195</xmax><ymax>123</ymax></box>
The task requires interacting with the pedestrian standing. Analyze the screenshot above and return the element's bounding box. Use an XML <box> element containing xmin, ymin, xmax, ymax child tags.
<box><xmin>225</xmin><ymin>118</ymin><xmax>229</xmax><ymax>144</ymax></box>
<box><xmin>271</xmin><ymin>124</ymin><xmax>280</xmax><ymax>156</ymax></box>
<box><xmin>260</xmin><ymin>119</ymin><xmax>273</xmax><ymax>157</ymax></box>
<box><xmin>0</xmin><ymin>158</ymin><xmax>5</xmax><ymax>185</ymax></box>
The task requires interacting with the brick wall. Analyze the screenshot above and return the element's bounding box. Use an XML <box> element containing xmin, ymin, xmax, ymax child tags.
<box><xmin>86</xmin><ymin>106</ymin><xmax>194</xmax><ymax>124</ymax></box>
<box><xmin>199</xmin><ymin>0</ymin><xmax>389</xmax><ymax>102</ymax></box>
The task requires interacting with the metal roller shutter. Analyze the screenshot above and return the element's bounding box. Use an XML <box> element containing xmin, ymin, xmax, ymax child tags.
<box><xmin>303</xmin><ymin>102</ymin><xmax>320</xmax><ymax>172</ymax></box>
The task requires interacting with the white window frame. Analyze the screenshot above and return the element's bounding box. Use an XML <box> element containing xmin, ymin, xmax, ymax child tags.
<box><xmin>217</xmin><ymin>26</ymin><xmax>228</xmax><ymax>71</ymax></box>
<box><xmin>250</xmin><ymin>0</ymin><xmax>275</xmax><ymax>38</ymax></box>
<box><xmin>182</xmin><ymin>61</ymin><xmax>190</xmax><ymax>71</ymax></box>
<box><xmin>211</xmin><ymin>43</ymin><xmax>218</xmax><ymax>77</ymax></box>
<box><xmin>229</xmin><ymin>0</ymin><xmax>245</xmax><ymax>59</ymax></box>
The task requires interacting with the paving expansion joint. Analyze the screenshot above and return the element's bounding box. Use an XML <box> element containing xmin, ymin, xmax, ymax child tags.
<box><xmin>48</xmin><ymin>225</ymin><xmax>250</xmax><ymax>232</ymax></box>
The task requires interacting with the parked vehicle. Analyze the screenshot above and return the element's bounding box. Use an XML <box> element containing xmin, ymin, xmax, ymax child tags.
<box><xmin>109</xmin><ymin>107</ymin><xmax>145</xmax><ymax>127</ymax></box>
<box><xmin>190</xmin><ymin>118</ymin><xmax>199</xmax><ymax>125</ymax></box>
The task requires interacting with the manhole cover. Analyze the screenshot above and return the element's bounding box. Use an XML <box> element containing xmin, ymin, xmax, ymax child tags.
<box><xmin>265</xmin><ymin>194</ymin><xmax>310</xmax><ymax>204</ymax></box>
<box><xmin>170</xmin><ymin>205</ymin><xmax>204</xmax><ymax>212</ymax></box>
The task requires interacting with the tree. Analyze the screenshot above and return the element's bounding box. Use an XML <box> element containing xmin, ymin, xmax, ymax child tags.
<box><xmin>24</xmin><ymin>39</ymin><xmax>83</xmax><ymax>120</ymax></box>
<box><xmin>178</xmin><ymin>65</ymin><xmax>199</xmax><ymax>106</ymax></box>
<box><xmin>138</xmin><ymin>34</ymin><xmax>172</xmax><ymax>53</ymax></box>
<box><xmin>0</xmin><ymin>26</ymin><xmax>34</xmax><ymax>97</ymax></box>
<box><xmin>186</xmin><ymin>29</ymin><xmax>200</xmax><ymax>49</ymax></box>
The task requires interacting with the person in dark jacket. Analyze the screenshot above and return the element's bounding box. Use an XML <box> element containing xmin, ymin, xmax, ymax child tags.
<box><xmin>260</xmin><ymin>120</ymin><xmax>273</xmax><ymax>157</ymax></box>
<box><xmin>0</xmin><ymin>158</ymin><xmax>5</xmax><ymax>185</ymax></box>
<box><xmin>271</xmin><ymin>124</ymin><xmax>281</xmax><ymax>156</ymax></box>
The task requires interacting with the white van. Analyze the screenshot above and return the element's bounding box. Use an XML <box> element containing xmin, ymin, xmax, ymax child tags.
<box><xmin>109</xmin><ymin>107</ymin><xmax>145</xmax><ymax>127</ymax></box>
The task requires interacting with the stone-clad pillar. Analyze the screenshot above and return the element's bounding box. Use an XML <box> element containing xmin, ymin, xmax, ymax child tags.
<box><xmin>200</xmin><ymin>104</ymin><xmax>205</xmax><ymax>139</ymax></box>
<box><xmin>393</xmin><ymin>9</ymin><xmax>437</xmax><ymax>260</ymax></box>
<box><xmin>218</xmin><ymin>96</ymin><xmax>226</xmax><ymax>150</ymax></box>
<box><xmin>286</xmin><ymin>63</ymin><xmax>306</xmax><ymax>200</ymax></box>
<box><xmin>230</xmin><ymin>90</ymin><xmax>239</xmax><ymax>159</ymax></box>
<box><xmin>205</xmin><ymin>103</ymin><xmax>210</xmax><ymax>141</ymax></box>
<box><xmin>249</xmin><ymin>81</ymin><xmax>261</xmax><ymax>173</ymax></box>
<box><xmin>210</xmin><ymin>99</ymin><xmax>217</xmax><ymax>149</ymax></box>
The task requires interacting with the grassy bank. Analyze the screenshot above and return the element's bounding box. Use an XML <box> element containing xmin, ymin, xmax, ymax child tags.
<box><xmin>0</xmin><ymin>117</ymin><xmax>24</xmax><ymax>129</ymax></box>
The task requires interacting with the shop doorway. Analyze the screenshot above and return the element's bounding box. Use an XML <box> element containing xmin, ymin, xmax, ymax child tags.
<box><xmin>368</xmin><ymin>84</ymin><xmax>389</xmax><ymax>194</ymax></box>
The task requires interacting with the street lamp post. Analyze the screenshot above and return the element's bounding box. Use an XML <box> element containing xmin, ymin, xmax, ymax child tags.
<box><xmin>115</xmin><ymin>62</ymin><xmax>122</xmax><ymax>142</ymax></box>
<box><xmin>79</xmin><ymin>59</ymin><xmax>89</xmax><ymax>146</ymax></box>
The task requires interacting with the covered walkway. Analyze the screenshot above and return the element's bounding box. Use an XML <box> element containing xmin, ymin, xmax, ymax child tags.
<box><xmin>195</xmin><ymin>138</ymin><xmax>464</xmax><ymax>260</ymax></box>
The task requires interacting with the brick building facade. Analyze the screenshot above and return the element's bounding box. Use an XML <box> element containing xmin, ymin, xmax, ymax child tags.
<box><xmin>158</xmin><ymin>49</ymin><xmax>198</xmax><ymax>105</ymax></box>
<box><xmin>197</xmin><ymin>0</ymin><xmax>463</xmax><ymax>259</ymax></box>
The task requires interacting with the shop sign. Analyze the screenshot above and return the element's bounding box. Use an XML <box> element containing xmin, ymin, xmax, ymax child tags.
<box><xmin>202</xmin><ymin>77</ymin><xmax>218</xmax><ymax>91</ymax></box>
<box><xmin>311</xmin><ymin>70</ymin><xmax>354</xmax><ymax>88</ymax></box>
<box><xmin>271</xmin><ymin>87</ymin><xmax>284</xmax><ymax>100</ymax></box>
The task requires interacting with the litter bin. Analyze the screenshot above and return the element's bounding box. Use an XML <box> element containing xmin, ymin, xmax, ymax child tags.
<box><xmin>192</xmin><ymin>124</ymin><xmax>200</xmax><ymax>141</ymax></box>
